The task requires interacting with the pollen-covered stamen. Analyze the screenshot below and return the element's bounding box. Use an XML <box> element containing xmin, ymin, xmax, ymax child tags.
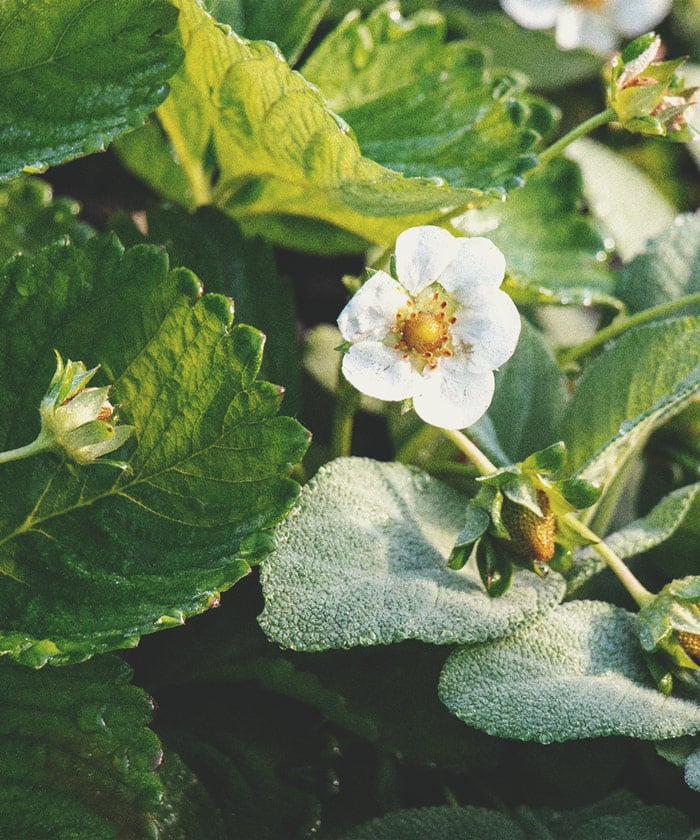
<box><xmin>400</xmin><ymin>311</ymin><xmax>447</xmax><ymax>355</ymax></box>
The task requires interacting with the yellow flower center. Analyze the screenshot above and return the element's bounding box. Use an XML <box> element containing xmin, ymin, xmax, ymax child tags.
<box><xmin>390</xmin><ymin>286</ymin><xmax>458</xmax><ymax>371</ymax></box>
<box><xmin>570</xmin><ymin>0</ymin><xmax>606</xmax><ymax>9</ymax></box>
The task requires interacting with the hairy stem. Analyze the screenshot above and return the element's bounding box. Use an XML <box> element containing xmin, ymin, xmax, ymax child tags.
<box><xmin>537</xmin><ymin>107</ymin><xmax>618</xmax><ymax>168</ymax></box>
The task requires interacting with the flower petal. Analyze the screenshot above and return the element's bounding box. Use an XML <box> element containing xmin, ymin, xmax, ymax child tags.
<box><xmin>413</xmin><ymin>359</ymin><xmax>495</xmax><ymax>430</ymax></box>
<box><xmin>451</xmin><ymin>288</ymin><xmax>521</xmax><ymax>371</ymax></box>
<box><xmin>337</xmin><ymin>271</ymin><xmax>407</xmax><ymax>343</ymax></box>
<box><xmin>341</xmin><ymin>342</ymin><xmax>422</xmax><ymax>401</ymax></box>
<box><xmin>394</xmin><ymin>226</ymin><xmax>459</xmax><ymax>295</ymax></box>
<box><xmin>612</xmin><ymin>0</ymin><xmax>671</xmax><ymax>37</ymax></box>
<box><xmin>438</xmin><ymin>237</ymin><xmax>506</xmax><ymax>296</ymax></box>
<box><xmin>499</xmin><ymin>0</ymin><xmax>562</xmax><ymax>30</ymax></box>
<box><xmin>555</xmin><ymin>7</ymin><xmax>616</xmax><ymax>53</ymax></box>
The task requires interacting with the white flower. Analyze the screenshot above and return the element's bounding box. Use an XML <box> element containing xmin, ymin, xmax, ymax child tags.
<box><xmin>499</xmin><ymin>0</ymin><xmax>672</xmax><ymax>54</ymax></box>
<box><xmin>337</xmin><ymin>226</ymin><xmax>521</xmax><ymax>430</ymax></box>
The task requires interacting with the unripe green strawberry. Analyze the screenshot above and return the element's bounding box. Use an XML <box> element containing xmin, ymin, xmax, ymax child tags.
<box><xmin>677</xmin><ymin>630</ymin><xmax>700</xmax><ymax>663</ymax></box>
<box><xmin>500</xmin><ymin>490</ymin><xmax>556</xmax><ymax>563</ymax></box>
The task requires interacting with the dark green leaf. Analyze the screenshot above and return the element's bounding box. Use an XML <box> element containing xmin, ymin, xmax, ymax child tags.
<box><xmin>0</xmin><ymin>234</ymin><xmax>309</xmax><ymax>665</ymax></box>
<box><xmin>0</xmin><ymin>656</ymin><xmax>163</xmax><ymax>837</ymax></box>
<box><xmin>0</xmin><ymin>0</ymin><xmax>183</xmax><ymax>180</ymax></box>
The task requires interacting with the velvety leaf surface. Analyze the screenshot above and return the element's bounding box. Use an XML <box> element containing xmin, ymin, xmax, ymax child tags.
<box><xmin>259</xmin><ymin>458</ymin><xmax>565</xmax><ymax>651</ymax></box>
<box><xmin>0</xmin><ymin>656</ymin><xmax>163</xmax><ymax>837</ymax></box>
<box><xmin>0</xmin><ymin>235</ymin><xmax>309</xmax><ymax>665</ymax></box>
<box><xmin>560</xmin><ymin>318</ymin><xmax>700</xmax><ymax>489</ymax></box>
<box><xmin>616</xmin><ymin>211</ymin><xmax>700</xmax><ymax>315</ymax></box>
<box><xmin>208</xmin><ymin>0</ymin><xmax>330</xmax><ymax>65</ymax></box>
<box><xmin>0</xmin><ymin>177</ymin><xmax>93</xmax><ymax>263</ymax></box>
<box><xmin>116</xmin><ymin>0</ymin><xmax>554</xmax><ymax>253</ymax></box>
<box><xmin>0</xmin><ymin>0</ymin><xmax>183</xmax><ymax>180</ymax></box>
<box><xmin>565</xmin><ymin>138</ymin><xmax>675</xmax><ymax>262</ymax></box>
<box><xmin>456</xmin><ymin>157</ymin><xmax>619</xmax><ymax>309</ymax></box>
<box><xmin>439</xmin><ymin>601</ymin><xmax>700</xmax><ymax>743</ymax></box>
<box><xmin>301</xmin><ymin>2</ymin><xmax>557</xmax><ymax>192</ymax></box>
<box><xmin>566</xmin><ymin>482</ymin><xmax>700</xmax><ymax>597</ymax></box>
<box><xmin>339</xmin><ymin>791</ymin><xmax>691</xmax><ymax>840</ymax></box>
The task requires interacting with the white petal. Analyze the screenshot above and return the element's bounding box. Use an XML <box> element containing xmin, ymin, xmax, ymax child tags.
<box><xmin>451</xmin><ymin>288</ymin><xmax>522</xmax><ymax>371</ymax></box>
<box><xmin>438</xmin><ymin>237</ymin><xmax>506</xmax><ymax>297</ymax></box>
<box><xmin>555</xmin><ymin>7</ymin><xmax>617</xmax><ymax>53</ymax></box>
<box><xmin>337</xmin><ymin>271</ymin><xmax>407</xmax><ymax>343</ymax></box>
<box><xmin>341</xmin><ymin>342</ymin><xmax>422</xmax><ymax>401</ymax></box>
<box><xmin>394</xmin><ymin>226</ymin><xmax>459</xmax><ymax>296</ymax></box>
<box><xmin>413</xmin><ymin>359</ymin><xmax>495</xmax><ymax>430</ymax></box>
<box><xmin>499</xmin><ymin>0</ymin><xmax>562</xmax><ymax>30</ymax></box>
<box><xmin>612</xmin><ymin>0</ymin><xmax>671</xmax><ymax>36</ymax></box>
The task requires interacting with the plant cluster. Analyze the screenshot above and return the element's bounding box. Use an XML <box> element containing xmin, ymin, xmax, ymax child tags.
<box><xmin>1</xmin><ymin>0</ymin><xmax>700</xmax><ymax>836</ymax></box>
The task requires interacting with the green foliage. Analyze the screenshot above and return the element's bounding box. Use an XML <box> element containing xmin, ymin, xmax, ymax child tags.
<box><xmin>116</xmin><ymin>0</ymin><xmax>556</xmax><ymax>253</ymax></box>
<box><xmin>0</xmin><ymin>0</ymin><xmax>183</xmax><ymax>180</ymax></box>
<box><xmin>259</xmin><ymin>458</ymin><xmax>565</xmax><ymax>650</ymax></box>
<box><xmin>0</xmin><ymin>234</ymin><xmax>309</xmax><ymax>665</ymax></box>
<box><xmin>439</xmin><ymin>601</ymin><xmax>700</xmax><ymax>742</ymax></box>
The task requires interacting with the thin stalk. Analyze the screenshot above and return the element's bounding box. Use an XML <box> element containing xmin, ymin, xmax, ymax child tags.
<box><xmin>440</xmin><ymin>428</ymin><xmax>497</xmax><ymax>476</ymax></box>
<box><xmin>563</xmin><ymin>512</ymin><xmax>654</xmax><ymax>608</ymax></box>
<box><xmin>559</xmin><ymin>292</ymin><xmax>700</xmax><ymax>366</ymax></box>
<box><xmin>331</xmin><ymin>368</ymin><xmax>360</xmax><ymax>459</ymax></box>
<box><xmin>0</xmin><ymin>436</ymin><xmax>49</xmax><ymax>465</ymax></box>
<box><xmin>537</xmin><ymin>107</ymin><xmax>617</xmax><ymax>168</ymax></box>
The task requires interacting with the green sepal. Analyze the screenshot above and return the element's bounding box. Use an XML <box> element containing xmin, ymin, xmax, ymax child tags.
<box><xmin>619</xmin><ymin>32</ymin><xmax>659</xmax><ymax>64</ymax></box>
<box><xmin>477</xmin><ymin>467</ymin><xmax>521</xmax><ymax>488</ymax></box>
<box><xmin>476</xmin><ymin>538</ymin><xmax>513</xmax><ymax>598</ymax></box>
<box><xmin>521</xmin><ymin>441</ymin><xmax>567</xmax><ymax>474</ymax></box>
<box><xmin>669</xmin><ymin>576</ymin><xmax>700</xmax><ymax>603</ymax></box>
<box><xmin>548</xmin><ymin>543</ymin><xmax>572</xmax><ymax>574</ymax></box>
<box><xmin>501</xmin><ymin>475</ymin><xmax>542</xmax><ymax>516</ymax></box>
<box><xmin>554</xmin><ymin>478</ymin><xmax>602</xmax><ymax>510</ymax></box>
<box><xmin>449</xmin><ymin>501</ymin><xmax>491</xmax><ymax>568</ymax></box>
<box><xmin>643</xmin><ymin>651</ymin><xmax>675</xmax><ymax>696</ymax></box>
<box><xmin>637</xmin><ymin>608</ymin><xmax>672</xmax><ymax>652</ymax></box>
<box><xmin>486</xmin><ymin>489</ymin><xmax>510</xmax><ymax>539</ymax></box>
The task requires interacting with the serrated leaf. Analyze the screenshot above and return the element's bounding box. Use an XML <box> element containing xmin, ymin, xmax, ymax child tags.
<box><xmin>208</xmin><ymin>0</ymin><xmax>330</xmax><ymax>66</ymax></box>
<box><xmin>0</xmin><ymin>234</ymin><xmax>309</xmax><ymax>665</ymax></box>
<box><xmin>109</xmin><ymin>203</ymin><xmax>301</xmax><ymax>414</ymax></box>
<box><xmin>338</xmin><ymin>791</ymin><xmax>692</xmax><ymax>840</ymax></box>
<box><xmin>0</xmin><ymin>0</ymin><xmax>183</xmax><ymax>180</ymax></box>
<box><xmin>566</xmin><ymin>483</ymin><xmax>700</xmax><ymax>597</ymax></box>
<box><xmin>301</xmin><ymin>2</ymin><xmax>557</xmax><ymax>192</ymax></box>
<box><xmin>259</xmin><ymin>458</ymin><xmax>565</xmax><ymax>651</ymax></box>
<box><xmin>561</xmin><ymin>318</ymin><xmax>700</xmax><ymax>492</ymax></box>
<box><xmin>456</xmin><ymin>157</ymin><xmax>619</xmax><ymax>310</ymax></box>
<box><xmin>617</xmin><ymin>211</ymin><xmax>700</xmax><ymax>315</ymax></box>
<box><xmin>0</xmin><ymin>177</ymin><xmax>94</xmax><ymax>263</ymax></box>
<box><xmin>116</xmin><ymin>0</ymin><xmax>552</xmax><ymax>254</ymax></box>
<box><xmin>439</xmin><ymin>601</ymin><xmax>700</xmax><ymax>743</ymax></box>
<box><xmin>482</xmin><ymin>319</ymin><xmax>568</xmax><ymax>463</ymax></box>
<box><xmin>565</xmin><ymin>138</ymin><xmax>675</xmax><ymax>262</ymax></box>
<box><xmin>0</xmin><ymin>656</ymin><xmax>163</xmax><ymax>837</ymax></box>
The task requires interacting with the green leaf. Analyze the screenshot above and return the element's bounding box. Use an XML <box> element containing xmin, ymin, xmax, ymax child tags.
<box><xmin>565</xmin><ymin>138</ymin><xmax>675</xmax><ymax>262</ymax></box>
<box><xmin>259</xmin><ymin>458</ymin><xmax>565</xmax><ymax>651</ymax></box>
<box><xmin>0</xmin><ymin>0</ymin><xmax>183</xmax><ymax>180</ymax></box>
<box><xmin>0</xmin><ymin>235</ymin><xmax>309</xmax><ymax>665</ymax></box>
<box><xmin>301</xmin><ymin>2</ymin><xmax>557</xmax><ymax>192</ymax></box>
<box><xmin>560</xmin><ymin>317</ymin><xmax>700</xmax><ymax>489</ymax></box>
<box><xmin>616</xmin><ymin>211</ymin><xmax>700</xmax><ymax>315</ymax></box>
<box><xmin>439</xmin><ymin>601</ymin><xmax>700</xmax><ymax>743</ymax></box>
<box><xmin>338</xmin><ymin>791</ymin><xmax>692</xmax><ymax>840</ymax></box>
<box><xmin>116</xmin><ymin>0</ymin><xmax>550</xmax><ymax>254</ymax></box>
<box><xmin>484</xmin><ymin>320</ymin><xmax>568</xmax><ymax>463</ymax></box>
<box><xmin>0</xmin><ymin>656</ymin><xmax>164</xmax><ymax>837</ymax></box>
<box><xmin>109</xmin><ymin>204</ymin><xmax>301</xmax><ymax>414</ymax></box>
<box><xmin>456</xmin><ymin>157</ymin><xmax>619</xmax><ymax>309</ymax></box>
<box><xmin>208</xmin><ymin>0</ymin><xmax>330</xmax><ymax>66</ymax></box>
<box><xmin>0</xmin><ymin>177</ymin><xmax>94</xmax><ymax>263</ymax></box>
<box><xmin>565</xmin><ymin>483</ymin><xmax>700</xmax><ymax>597</ymax></box>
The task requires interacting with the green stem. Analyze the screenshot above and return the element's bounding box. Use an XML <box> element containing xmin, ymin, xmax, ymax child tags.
<box><xmin>441</xmin><ymin>428</ymin><xmax>498</xmax><ymax>476</ymax></box>
<box><xmin>331</xmin><ymin>368</ymin><xmax>360</xmax><ymax>459</ymax></box>
<box><xmin>563</xmin><ymin>513</ymin><xmax>654</xmax><ymax>608</ymax></box>
<box><xmin>537</xmin><ymin>107</ymin><xmax>618</xmax><ymax>168</ymax></box>
<box><xmin>0</xmin><ymin>436</ymin><xmax>49</xmax><ymax>465</ymax></box>
<box><xmin>559</xmin><ymin>292</ymin><xmax>700</xmax><ymax>367</ymax></box>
